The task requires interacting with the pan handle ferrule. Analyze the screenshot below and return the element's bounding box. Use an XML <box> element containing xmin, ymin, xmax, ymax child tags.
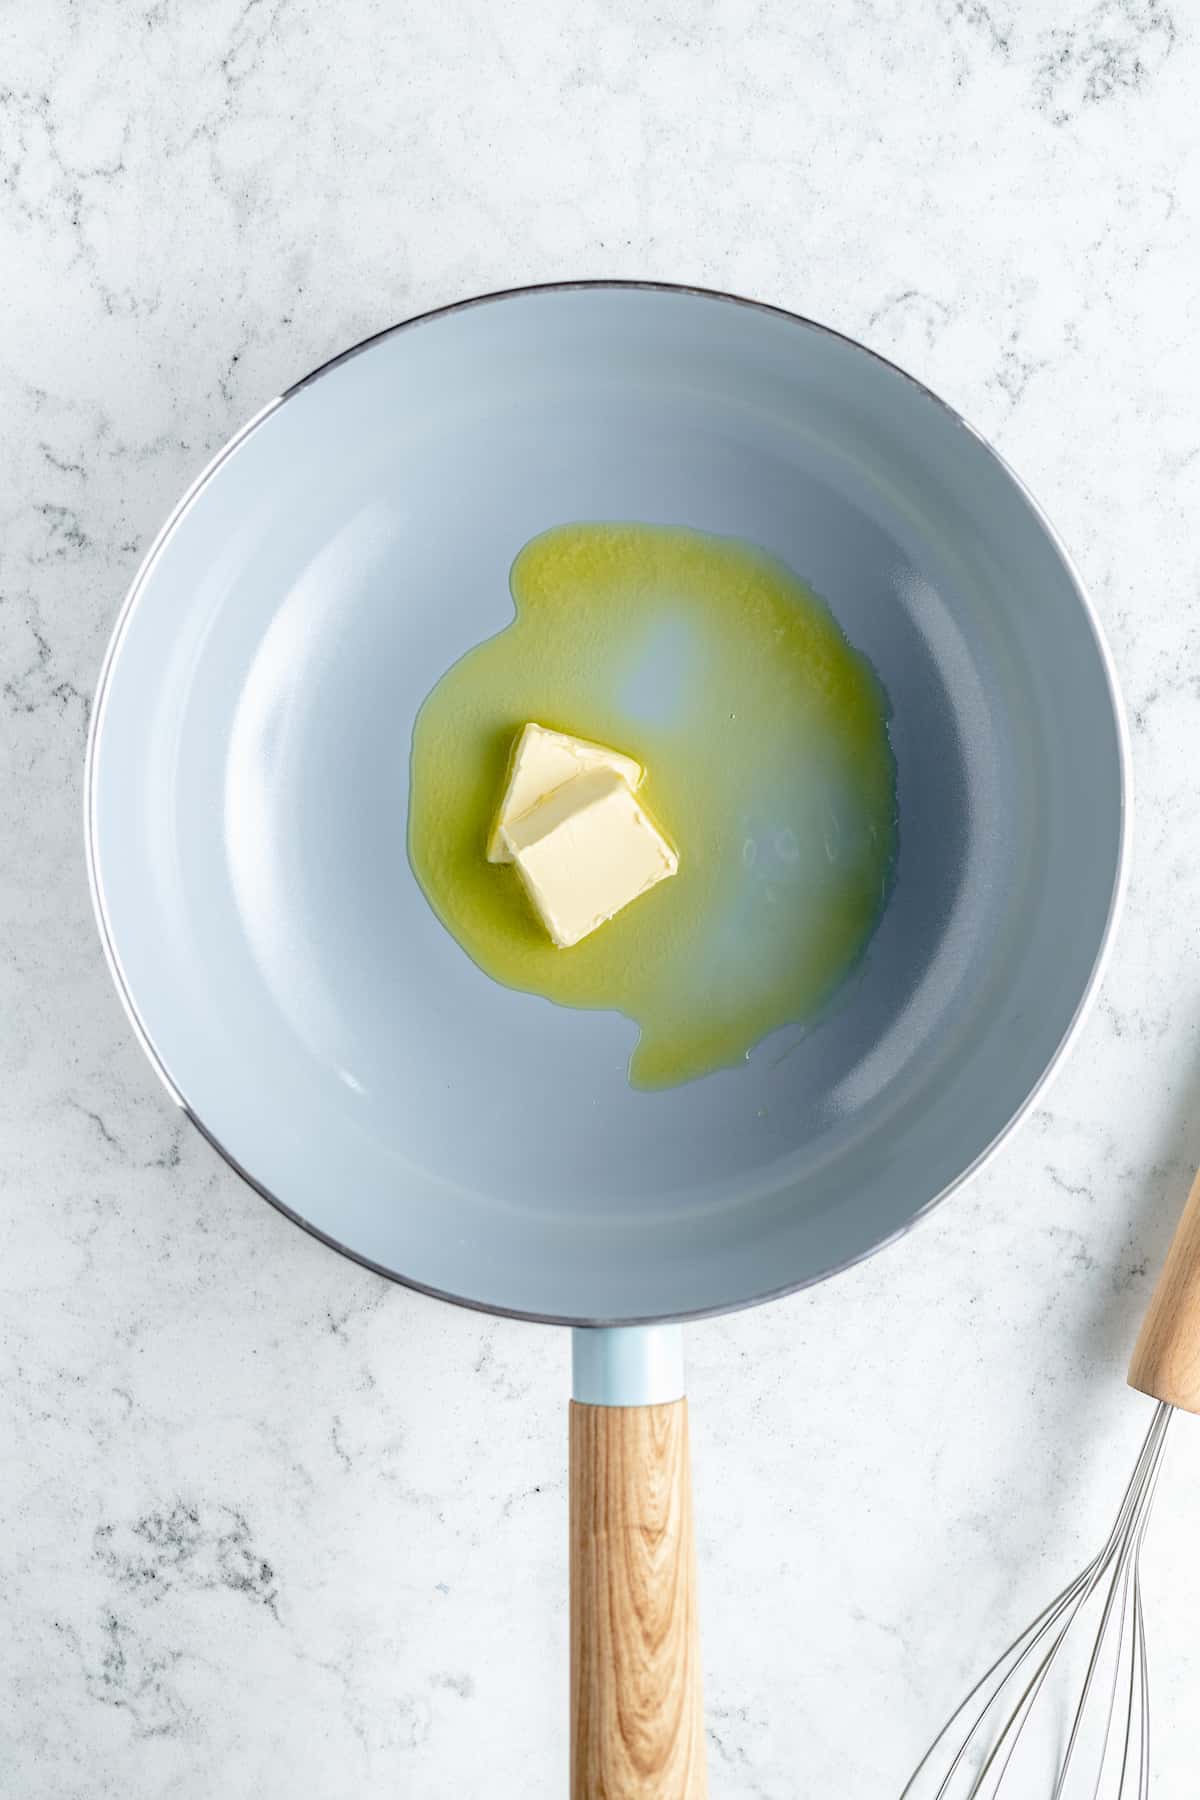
<box><xmin>571</xmin><ymin>1324</ymin><xmax>685</xmax><ymax>1406</ymax></box>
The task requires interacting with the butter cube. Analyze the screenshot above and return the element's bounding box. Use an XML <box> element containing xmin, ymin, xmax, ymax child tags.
<box><xmin>487</xmin><ymin>723</ymin><xmax>642</xmax><ymax>862</ymax></box>
<box><xmin>501</xmin><ymin>766</ymin><xmax>678</xmax><ymax>948</ymax></box>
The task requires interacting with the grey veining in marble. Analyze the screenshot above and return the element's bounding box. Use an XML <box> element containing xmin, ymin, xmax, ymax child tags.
<box><xmin>4</xmin><ymin>0</ymin><xmax>1200</xmax><ymax>1794</ymax></box>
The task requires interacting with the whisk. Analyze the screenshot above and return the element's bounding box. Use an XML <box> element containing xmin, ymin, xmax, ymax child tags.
<box><xmin>901</xmin><ymin>1164</ymin><xmax>1200</xmax><ymax>1799</ymax></box>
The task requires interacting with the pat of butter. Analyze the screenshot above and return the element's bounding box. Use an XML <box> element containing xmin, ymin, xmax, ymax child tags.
<box><xmin>487</xmin><ymin>723</ymin><xmax>642</xmax><ymax>863</ymax></box>
<box><xmin>500</xmin><ymin>766</ymin><xmax>678</xmax><ymax>949</ymax></box>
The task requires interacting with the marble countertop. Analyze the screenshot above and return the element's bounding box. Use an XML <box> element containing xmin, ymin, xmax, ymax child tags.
<box><xmin>5</xmin><ymin>0</ymin><xmax>1200</xmax><ymax>1793</ymax></box>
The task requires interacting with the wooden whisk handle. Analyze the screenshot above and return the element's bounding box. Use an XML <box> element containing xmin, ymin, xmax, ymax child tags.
<box><xmin>1129</xmin><ymin>1165</ymin><xmax>1200</xmax><ymax>1412</ymax></box>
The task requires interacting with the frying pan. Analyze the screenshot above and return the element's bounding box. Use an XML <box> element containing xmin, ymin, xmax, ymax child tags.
<box><xmin>85</xmin><ymin>282</ymin><xmax>1127</xmax><ymax>1796</ymax></box>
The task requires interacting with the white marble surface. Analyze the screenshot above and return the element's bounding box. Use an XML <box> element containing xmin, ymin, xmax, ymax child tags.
<box><xmin>4</xmin><ymin>1</ymin><xmax>1200</xmax><ymax>1793</ymax></box>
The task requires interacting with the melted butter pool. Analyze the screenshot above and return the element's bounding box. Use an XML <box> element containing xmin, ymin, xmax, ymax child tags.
<box><xmin>408</xmin><ymin>523</ymin><xmax>897</xmax><ymax>1088</ymax></box>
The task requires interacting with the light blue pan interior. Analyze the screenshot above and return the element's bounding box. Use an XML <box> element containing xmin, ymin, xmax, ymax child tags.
<box><xmin>87</xmin><ymin>286</ymin><xmax>1126</xmax><ymax>1323</ymax></box>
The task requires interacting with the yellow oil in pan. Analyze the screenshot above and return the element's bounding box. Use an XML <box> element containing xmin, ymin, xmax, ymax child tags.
<box><xmin>408</xmin><ymin>522</ymin><xmax>897</xmax><ymax>1089</ymax></box>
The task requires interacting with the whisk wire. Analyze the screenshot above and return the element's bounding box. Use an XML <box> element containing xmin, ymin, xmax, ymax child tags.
<box><xmin>1090</xmin><ymin>1525</ymin><xmax>1135</xmax><ymax>1800</ymax></box>
<box><xmin>1098</xmin><ymin>1431</ymin><xmax>1163</xmax><ymax>1800</ymax></box>
<box><xmin>901</xmin><ymin>1402</ymin><xmax>1172</xmax><ymax>1800</ymax></box>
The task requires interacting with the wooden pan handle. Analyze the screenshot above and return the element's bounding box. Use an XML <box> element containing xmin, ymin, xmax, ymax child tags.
<box><xmin>1129</xmin><ymin>1165</ymin><xmax>1200</xmax><ymax>1412</ymax></box>
<box><xmin>569</xmin><ymin>1399</ymin><xmax>707</xmax><ymax>1798</ymax></box>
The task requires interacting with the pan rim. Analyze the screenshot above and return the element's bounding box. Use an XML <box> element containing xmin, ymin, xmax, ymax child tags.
<box><xmin>83</xmin><ymin>277</ymin><xmax>1132</xmax><ymax>1328</ymax></box>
